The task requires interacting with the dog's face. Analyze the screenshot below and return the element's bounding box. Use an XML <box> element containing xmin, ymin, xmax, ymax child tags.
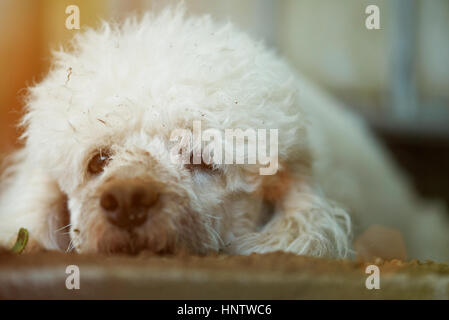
<box><xmin>64</xmin><ymin>133</ymin><xmax>261</xmax><ymax>254</ymax></box>
<box><xmin>22</xmin><ymin>10</ymin><xmax>307</xmax><ymax>254</ymax></box>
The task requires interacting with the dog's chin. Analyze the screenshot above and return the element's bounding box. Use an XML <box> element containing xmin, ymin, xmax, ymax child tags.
<box><xmin>90</xmin><ymin>226</ymin><xmax>178</xmax><ymax>256</ymax></box>
<box><xmin>103</xmin><ymin>233</ymin><xmax>148</xmax><ymax>255</ymax></box>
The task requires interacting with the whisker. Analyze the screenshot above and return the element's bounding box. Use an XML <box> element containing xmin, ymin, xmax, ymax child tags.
<box><xmin>208</xmin><ymin>225</ymin><xmax>224</xmax><ymax>247</ymax></box>
<box><xmin>54</xmin><ymin>223</ymin><xmax>72</xmax><ymax>233</ymax></box>
<box><xmin>66</xmin><ymin>238</ymin><xmax>74</xmax><ymax>253</ymax></box>
<box><xmin>204</xmin><ymin>213</ymin><xmax>221</xmax><ymax>220</ymax></box>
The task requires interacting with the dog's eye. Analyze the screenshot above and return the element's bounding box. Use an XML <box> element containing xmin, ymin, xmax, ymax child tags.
<box><xmin>88</xmin><ymin>150</ymin><xmax>111</xmax><ymax>175</ymax></box>
<box><xmin>186</xmin><ymin>153</ymin><xmax>214</xmax><ymax>172</ymax></box>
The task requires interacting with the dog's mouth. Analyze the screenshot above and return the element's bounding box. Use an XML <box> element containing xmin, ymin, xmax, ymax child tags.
<box><xmin>105</xmin><ymin>230</ymin><xmax>141</xmax><ymax>255</ymax></box>
<box><xmin>97</xmin><ymin>226</ymin><xmax>178</xmax><ymax>256</ymax></box>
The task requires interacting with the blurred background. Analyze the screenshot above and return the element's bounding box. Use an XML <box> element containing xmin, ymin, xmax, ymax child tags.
<box><xmin>1</xmin><ymin>0</ymin><xmax>448</xmax><ymax>206</ymax></box>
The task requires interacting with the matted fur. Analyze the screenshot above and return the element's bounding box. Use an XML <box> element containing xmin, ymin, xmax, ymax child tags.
<box><xmin>0</xmin><ymin>5</ymin><xmax>448</xmax><ymax>261</ymax></box>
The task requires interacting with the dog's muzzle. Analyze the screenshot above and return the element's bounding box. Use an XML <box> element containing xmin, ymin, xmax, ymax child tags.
<box><xmin>100</xmin><ymin>179</ymin><xmax>158</xmax><ymax>230</ymax></box>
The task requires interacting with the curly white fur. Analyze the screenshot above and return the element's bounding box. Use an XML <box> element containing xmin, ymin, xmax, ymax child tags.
<box><xmin>1</xmin><ymin>5</ymin><xmax>448</xmax><ymax>261</ymax></box>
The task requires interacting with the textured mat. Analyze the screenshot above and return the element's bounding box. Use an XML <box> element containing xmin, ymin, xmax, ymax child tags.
<box><xmin>1</xmin><ymin>251</ymin><xmax>449</xmax><ymax>299</ymax></box>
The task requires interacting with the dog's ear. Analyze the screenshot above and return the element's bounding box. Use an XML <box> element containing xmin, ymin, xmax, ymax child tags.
<box><xmin>3</xmin><ymin>192</ymin><xmax>70</xmax><ymax>254</ymax></box>
<box><xmin>0</xmin><ymin>150</ymin><xmax>72</xmax><ymax>252</ymax></box>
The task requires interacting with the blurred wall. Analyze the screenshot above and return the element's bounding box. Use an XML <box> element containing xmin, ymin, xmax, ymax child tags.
<box><xmin>280</xmin><ymin>0</ymin><xmax>449</xmax><ymax>111</ymax></box>
<box><xmin>1</xmin><ymin>0</ymin><xmax>448</xmax><ymax>154</ymax></box>
<box><xmin>0</xmin><ymin>0</ymin><xmax>106</xmax><ymax>153</ymax></box>
<box><xmin>0</xmin><ymin>1</ymin><xmax>41</xmax><ymax>153</ymax></box>
<box><xmin>280</xmin><ymin>0</ymin><xmax>389</xmax><ymax>109</ymax></box>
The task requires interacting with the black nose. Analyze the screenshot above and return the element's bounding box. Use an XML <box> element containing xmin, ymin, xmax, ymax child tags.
<box><xmin>100</xmin><ymin>179</ymin><xmax>158</xmax><ymax>229</ymax></box>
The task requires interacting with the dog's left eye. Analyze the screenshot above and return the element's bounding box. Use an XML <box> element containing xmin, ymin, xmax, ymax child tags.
<box><xmin>88</xmin><ymin>150</ymin><xmax>111</xmax><ymax>175</ymax></box>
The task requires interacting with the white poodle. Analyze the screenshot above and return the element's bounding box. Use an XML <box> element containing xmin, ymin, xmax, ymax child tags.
<box><xmin>1</xmin><ymin>7</ymin><xmax>448</xmax><ymax>261</ymax></box>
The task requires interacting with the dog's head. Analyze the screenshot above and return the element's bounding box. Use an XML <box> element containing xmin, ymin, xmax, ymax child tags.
<box><xmin>21</xmin><ymin>8</ymin><xmax>308</xmax><ymax>254</ymax></box>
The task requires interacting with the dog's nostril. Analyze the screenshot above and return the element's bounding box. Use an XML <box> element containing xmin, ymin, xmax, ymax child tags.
<box><xmin>100</xmin><ymin>193</ymin><xmax>119</xmax><ymax>211</ymax></box>
<box><xmin>131</xmin><ymin>188</ymin><xmax>158</xmax><ymax>208</ymax></box>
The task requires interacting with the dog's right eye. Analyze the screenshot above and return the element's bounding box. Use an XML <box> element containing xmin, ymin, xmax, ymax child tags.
<box><xmin>88</xmin><ymin>150</ymin><xmax>111</xmax><ymax>175</ymax></box>
<box><xmin>185</xmin><ymin>152</ymin><xmax>215</xmax><ymax>172</ymax></box>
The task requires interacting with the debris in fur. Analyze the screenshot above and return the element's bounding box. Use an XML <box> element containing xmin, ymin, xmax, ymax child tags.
<box><xmin>11</xmin><ymin>228</ymin><xmax>29</xmax><ymax>254</ymax></box>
